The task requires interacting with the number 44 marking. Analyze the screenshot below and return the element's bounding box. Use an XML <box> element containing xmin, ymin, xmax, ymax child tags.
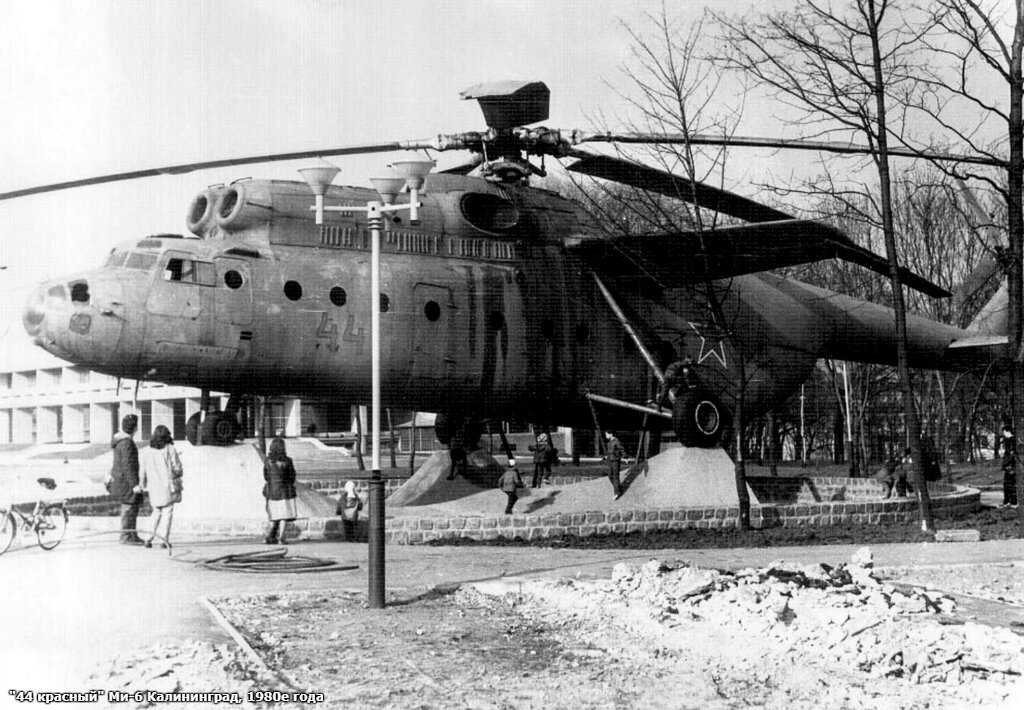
<box><xmin>315</xmin><ymin>312</ymin><xmax>340</xmax><ymax>352</ymax></box>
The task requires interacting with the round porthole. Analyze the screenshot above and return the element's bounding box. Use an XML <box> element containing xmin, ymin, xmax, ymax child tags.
<box><xmin>224</xmin><ymin>270</ymin><xmax>243</xmax><ymax>289</ymax></box>
<box><xmin>424</xmin><ymin>301</ymin><xmax>441</xmax><ymax>321</ymax></box>
<box><xmin>380</xmin><ymin>294</ymin><xmax>390</xmax><ymax>313</ymax></box>
<box><xmin>284</xmin><ymin>280</ymin><xmax>303</xmax><ymax>301</ymax></box>
<box><xmin>488</xmin><ymin>311</ymin><xmax>505</xmax><ymax>330</ymax></box>
<box><xmin>330</xmin><ymin>286</ymin><xmax>347</xmax><ymax>306</ymax></box>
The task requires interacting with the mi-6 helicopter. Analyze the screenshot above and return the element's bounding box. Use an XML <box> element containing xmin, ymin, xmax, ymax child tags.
<box><xmin>12</xmin><ymin>80</ymin><xmax>1009</xmax><ymax>449</ymax></box>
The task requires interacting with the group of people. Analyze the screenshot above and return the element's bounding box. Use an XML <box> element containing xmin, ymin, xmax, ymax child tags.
<box><xmin>263</xmin><ymin>436</ymin><xmax>365</xmax><ymax>542</ymax></box>
<box><xmin>106</xmin><ymin>414</ymin><xmax>183</xmax><ymax>547</ymax></box>
<box><xmin>105</xmin><ymin>416</ymin><xmax>366</xmax><ymax>547</ymax></box>
<box><xmin>498</xmin><ymin>430</ymin><xmax>629</xmax><ymax>515</ymax></box>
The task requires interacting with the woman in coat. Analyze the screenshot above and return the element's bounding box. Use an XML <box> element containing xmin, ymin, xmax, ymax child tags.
<box><xmin>263</xmin><ymin>437</ymin><xmax>298</xmax><ymax>544</ymax></box>
<box><xmin>139</xmin><ymin>424</ymin><xmax>183</xmax><ymax>548</ymax></box>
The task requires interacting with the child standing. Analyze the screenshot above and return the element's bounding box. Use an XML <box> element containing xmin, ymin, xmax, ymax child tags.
<box><xmin>498</xmin><ymin>459</ymin><xmax>525</xmax><ymax>515</ymax></box>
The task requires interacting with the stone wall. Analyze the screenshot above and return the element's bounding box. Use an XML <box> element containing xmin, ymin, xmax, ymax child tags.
<box><xmin>382</xmin><ymin>480</ymin><xmax>981</xmax><ymax>545</ymax></box>
<box><xmin>60</xmin><ymin>476</ymin><xmax>981</xmax><ymax>545</ymax></box>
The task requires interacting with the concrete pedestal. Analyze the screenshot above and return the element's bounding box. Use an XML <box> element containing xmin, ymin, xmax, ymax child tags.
<box><xmin>623</xmin><ymin>446</ymin><xmax>758</xmax><ymax>508</ymax></box>
<box><xmin>387</xmin><ymin>449</ymin><xmax>505</xmax><ymax>507</ymax></box>
<box><xmin>174</xmin><ymin>443</ymin><xmax>337</xmax><ymax>521</ymax></box>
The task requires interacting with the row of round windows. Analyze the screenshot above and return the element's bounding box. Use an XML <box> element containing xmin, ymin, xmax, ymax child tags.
<box><xmin>222</xmin><ymin>270</ymin><xmax>598</xmax><ymax>344</ymax></box>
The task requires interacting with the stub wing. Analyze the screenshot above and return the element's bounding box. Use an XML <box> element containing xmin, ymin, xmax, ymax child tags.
<box><xmin>574</xmin><ymin>219</ymin><xmax>950</xmax><ymax>298</ymax></box>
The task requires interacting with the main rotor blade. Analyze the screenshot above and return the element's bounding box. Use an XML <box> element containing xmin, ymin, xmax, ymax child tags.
<box><xmin>574</xmin><ymin>219</ymin><xmax>950</xmax><ymax>298</ymax></box>
<box><xmin>572</xmin><ymin>132</ymin><xmax>1003</xmax><ymax>167</ymax></box>
<box><xmin>0</xmin><ymin>140</ymin><xmax>437</xmax><ymax>201</ymax></box>
<box><xmin>568</xmin><ymin>154</ymin><xmax>793</xmax><ymax>223</ymax></box>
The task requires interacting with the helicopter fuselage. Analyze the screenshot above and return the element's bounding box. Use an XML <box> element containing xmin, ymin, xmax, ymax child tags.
<box><xmin>22</xmin><ymin>173</ymin><xmax>974</xmax><ymax>436</ymax></box>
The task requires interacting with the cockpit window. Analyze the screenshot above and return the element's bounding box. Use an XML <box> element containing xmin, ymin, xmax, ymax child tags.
<box><xmin>163</xmin><ymin>256</ymin><xmax>216</xmax><ymax>286</ymax></box>
<box><xmin>125</xmin><ymin>252</ymin><xmax>159</xmax><ymax>271</ymax></box>
<box><xmin>105</xmin><ymin>250</ymin><xmax>128</xmax><ymax>268</ymax></box>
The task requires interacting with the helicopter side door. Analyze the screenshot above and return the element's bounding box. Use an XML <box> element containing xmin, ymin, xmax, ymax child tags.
<box><xmin>215</xmin><ymin>257</ymin><xmax>254</xmax><ymax>326</ymax></box>
<box><xmin>410</xmin><ymin>283</ymin><xmax>461</xmax><ymax>388</ymax></box>
<box><xmin>145</xmin><ymin>251</ymin><xmax>216</xmax><ymax>340</ymax></box>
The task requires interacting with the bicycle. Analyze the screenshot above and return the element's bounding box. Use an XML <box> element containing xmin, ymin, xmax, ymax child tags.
<box><xmin>0</xmin><ymin>477</ymin><xmax>69</xmax><ymax>555</ymax></box>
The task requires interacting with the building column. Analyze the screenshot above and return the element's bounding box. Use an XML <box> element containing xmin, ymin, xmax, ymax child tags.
<box><xmin>62</xmin><ymin>404</ymin><xmax>86</xmax><ymax>443</ymax></box>
<box><xmin>89</xmin><ymin>402</ymin><xmax>116</xmax><ymax>443</ymax></box>
<box><xmin>36</xmin><ymin>406</ymin><xmax>60</xmax><ymax>444</ymax></box>
<box><xmin>561</xmin><ymin>426</ymin><xmax>573</xmax><ymax>457</ymax></box>
<box><xmin>284</xmin><ymin>398</ymin><xmax>302</xmax><ymax>437</ymax></box>
<box><xmin>0</xmin><ymin>409</ymin><xmax>11</xmax><ymax>444</ymax></box>
<box><xmin>151</xmin><ymin>399</ymin><xmax>174</xmax><ymax>436</ymax></box>
<box><xmin>13</xmin><ymin>409</ymin><xmax>33</xmax><ymax>443</ymax></box>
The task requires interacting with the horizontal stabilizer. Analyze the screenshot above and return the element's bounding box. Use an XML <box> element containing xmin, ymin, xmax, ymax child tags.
<box><xmin>944</xmin><ymin>334</ymin><xmax>1008</xmax><ymax>368</ymax></box>
<box><xmin>947</xmin><ymin>334</ymin><xmax>1008</xmax><ymax>350</ymax></box>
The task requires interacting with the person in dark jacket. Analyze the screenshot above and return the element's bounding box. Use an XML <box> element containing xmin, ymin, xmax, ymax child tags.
<box><xmin>497</xmin><ymin>459</ymin><xmax>525</xmax><ymax>515</ymax></box>
<box><xmin>446</xmin><ymin>429</ymin><xmax>468</xmax><ymax>481</ymax></box>
<box><xmin>1000</xmin><ymin>424</ymin><xmax>1018</xmax><ymax>507</ymax></box>
<box><xmin>528</xmin><ymin>433</ymin><xmax>554</xmax><ymax>488</ymax></box>
<box><xmin>604</xmin><ymin>430</ymin><xmax>628</xmax><ymax>500</ymax></box>
<box><xmin>106</xmin><ymin>414</ymin><xmax>144</xmax><ymax>545</ymax></box>
<box><xmin>263</xmin><ymin>437</ymin><xmax>298</xmax><ymax>544</ymax></box>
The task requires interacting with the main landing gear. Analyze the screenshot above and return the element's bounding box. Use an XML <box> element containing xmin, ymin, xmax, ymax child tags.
<box><xmin>671</xmin><ymin>387</ymin><xmax>728</xmax><ymax>448</ymax></box>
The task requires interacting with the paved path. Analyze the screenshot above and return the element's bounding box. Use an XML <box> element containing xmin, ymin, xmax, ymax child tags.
<box><xmin>2</xmin><ymin>531</ymin><xmax>1022</xmax><ymax>694</ymax></box>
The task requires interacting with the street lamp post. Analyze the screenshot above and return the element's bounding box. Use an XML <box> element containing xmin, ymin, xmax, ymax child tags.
<box><xmin>300</xmin><ymin>158</ymin><xmax>434</xmax><ymax>609</ymax></box>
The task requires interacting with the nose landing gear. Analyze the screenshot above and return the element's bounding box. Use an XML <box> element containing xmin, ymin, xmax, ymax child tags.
<box><xmin>186</xmin><ymin>411</ymin><xmax>241</xmax><ymax>446</ymax></box>
<box><xmin>185</xmin><ymin>392</ymin><xmax>243</xmax><ymax>446</ymax></box>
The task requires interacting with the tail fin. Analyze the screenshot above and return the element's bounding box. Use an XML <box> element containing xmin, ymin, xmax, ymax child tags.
<box><xmin>955</xmin><ymin>179</ymin><xmax>1007</xmax><ymax>334</ymax></box>
<box><xmin>968</xmin><ymin>282</ymin><xmax>1008</xmax><ymax>335</ymax></box>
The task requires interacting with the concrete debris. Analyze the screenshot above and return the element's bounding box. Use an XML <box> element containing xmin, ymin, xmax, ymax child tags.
<box><xmin>492</xmin><ymin>547</ymin><xmax>1024</xmax><ymax>708</ymax></box>
<box><xmin>87</xmin><ymin>640</ymin><xmax>294</xmax><ymax>709</ymax></box>
<box><xmin>935</xmin><ymin>529</ymin><xmax>982</xmax><ymax>543</ymax></box>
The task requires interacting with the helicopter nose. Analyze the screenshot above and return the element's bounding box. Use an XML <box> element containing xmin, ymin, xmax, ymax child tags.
<box><xmin>22</xmin><ymin>282</ymin><xmax>62</xmax><ymax>343</ymax></box>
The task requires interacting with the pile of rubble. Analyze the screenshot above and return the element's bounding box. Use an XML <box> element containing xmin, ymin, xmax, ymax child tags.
<box><xmin>497</xmin><ymin>547</ymin><xmax>1023</xmax><ymax>708</ymax></box>
<box><xmin>608</xmin><ymin>549</ymin><xmax>1022</xmax><ymax>683</ymax></box>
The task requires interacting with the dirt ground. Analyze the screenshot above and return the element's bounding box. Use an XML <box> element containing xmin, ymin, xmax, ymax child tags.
<box><xmin>90</xmin><ymin>552</ymin><xmax>1024</xmax><ymax>710</ymax></box>
<box><xmin>84</xmin><ymin>462</ymin><xmax>1023</xmax><ymax>709</ymax></box>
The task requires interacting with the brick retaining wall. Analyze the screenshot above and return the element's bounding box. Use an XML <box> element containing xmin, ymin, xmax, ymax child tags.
<box><xmin>59</xmin><ymin>476</ymin><xmax>981</xmax><ymax>545</ymax></box>
<box><xmin>382</xmin><ymin>479</ymin><xmax>981</xmax><ymax>545</ymax></box>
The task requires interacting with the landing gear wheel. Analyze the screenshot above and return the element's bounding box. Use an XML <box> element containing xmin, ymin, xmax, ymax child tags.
<box><xmin>186</xmin><ymin>412</ymin><xmax>201</xmax><ymax>445</ymax></box>
<box><xmin>434</xmin><ymin>413</ymin><xmax>482</xmax><ymax>449</ymax></box>
<box><xmin>0</xmin><ymin>511</ymin><xmax>15</xmax><ymax>555</ymax></box>
<box><xmin>35</xmin><ymin>505</ymin><xmax>67</xmax><ymax>550</ymax></box>
<box><xmin>212</xmin><ymin>413</ymin><xmax>240</xmax><ymax>443</ymax></box>
<box><xmin>672</xmin><ymin>388</ymin><xmax>728</xmax><ymax>448</ymax></box>
<box><xmin>186</xmin><ymin>412</ymin><xmax>240</xmax><ymax>446</ymax></box>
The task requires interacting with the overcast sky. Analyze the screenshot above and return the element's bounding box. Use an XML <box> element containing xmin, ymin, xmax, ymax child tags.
<box><xmin>0</xmin><ymin>0</ymin><xmax>937</xmax><ymax>367</ymax></box>
<box><xmin>0</xmin><ymin>1</ymin><xmax>746</xmax><ymax>360</ymax></box>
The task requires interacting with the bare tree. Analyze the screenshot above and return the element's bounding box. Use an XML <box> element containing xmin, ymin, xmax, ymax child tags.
<box><xmin>904</xmin><ymin>0</ymin><xmax>1024</xmax><ymax>522</ymax></box>
<box><xmin>715</xmin><ymin>0</ymin><xmax>938</xmax><ymax>529</ymax></box>
<box><xmin>564</xmin><ymin>8</ymin><xmax>762</xmax><ymax>527</ymax></box>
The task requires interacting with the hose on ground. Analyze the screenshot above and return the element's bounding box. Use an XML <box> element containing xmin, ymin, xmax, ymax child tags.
<box><xmin>198</xmin><ymin>548</ymin><xmax>359</xmax><ymax>573</ymax></box>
